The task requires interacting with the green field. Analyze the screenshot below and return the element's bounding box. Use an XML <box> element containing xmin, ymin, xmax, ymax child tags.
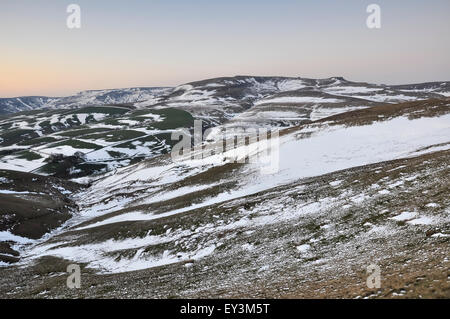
<box><xmin>57</xmin><ymin>127</ymin><xmax>113</xmax><ymax>137</ymax></box>
<box><xmin>81</xmin><ymin>130</ymin><xmax>146</xmax><ymax>142</ymax></box>
<box><xmin>70</xmin><ymin>106</ymin><xmax>130</xmax><ymax>115</ymax></box>
<box><xmin>46</xmin><ymin>139</ymin><xmax>102</xmax><ymax>150</ymax></box>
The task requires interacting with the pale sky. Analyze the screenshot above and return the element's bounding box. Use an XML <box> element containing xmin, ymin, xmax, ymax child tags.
<box><xmin>1</xmin><ymin>0</ymin><xmax>449</xmax><ymax>97</ymax></box>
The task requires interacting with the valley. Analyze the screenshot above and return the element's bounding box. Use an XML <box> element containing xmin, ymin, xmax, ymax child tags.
<box><xmin>0</xmin><ymin>76</ymin><xmax>449</xmax><ymax>298</ymax></box>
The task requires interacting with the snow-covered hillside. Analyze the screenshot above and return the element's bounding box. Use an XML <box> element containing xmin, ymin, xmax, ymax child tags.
<box><xmin>0</xmin><ymin>97</ymin><xmax>448</xmax><ymax>298</ymax></box>
<box><xmin>2</xmin><ymin>77</ymin><xmax>449</xmax><ymax>127</ymax></box>
<box><xmin>155</xmin><ymin>76</ymin><xmax>450</xmax><ymax>127</ymax></box>
<box><xmin>0</xmin><ymin>106</ymin><xmax>194</xmax><ymax>177</ymax></box>
<box><xmin>0</xmin><ymin>87</ymin><xmax>170</xmax><ymax>115</ymax></box>
<box><xmin>0</xmin><ymin>77</ymin><xmax>449</xmax><ymax>298</ymax></box>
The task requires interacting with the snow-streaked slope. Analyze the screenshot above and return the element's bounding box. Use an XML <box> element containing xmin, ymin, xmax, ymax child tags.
<box><xmin>4</xmin><ymin>77</ymin><xmax>448</xmax><ymax>129</ymax></box>
<box><xmin>0</xmin><ymin>106</ymin><xmax>194</xmax><ymax>177</ymax></box>
<box><xmin>0</xmin><ymin>87</ymin><xmax>171</xmax><ymax>114</ymax></box>
<box><xmin>67</xmin><ymin>113</ymin><xmax>450</xmax><ymax>231</ymax></box>
<box><xmin>18</xmin><ymin>99</ymin><xmax>450</xmax><ymax>273</ymax></box>
<box><xmin>173</xmin><ymin>76</ymin><xmax>449</xmax><ymax>138</ymax></box>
